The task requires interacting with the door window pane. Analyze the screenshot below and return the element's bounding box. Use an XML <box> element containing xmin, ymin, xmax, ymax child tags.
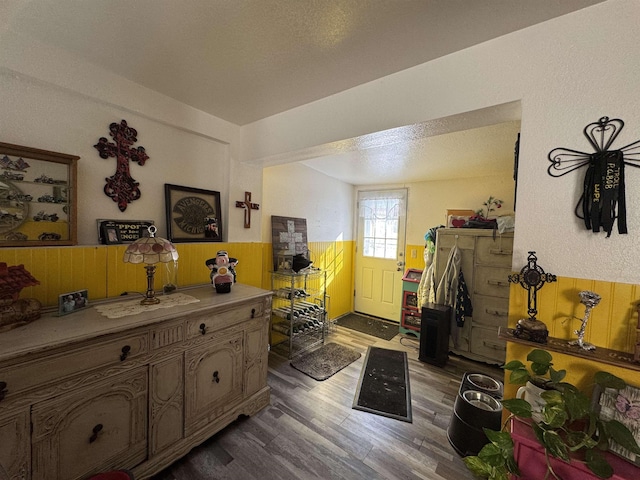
<box><xmin>360</xmin><ymin>195</ymin><xmax>402</xmax><ymax>259</ymax></box>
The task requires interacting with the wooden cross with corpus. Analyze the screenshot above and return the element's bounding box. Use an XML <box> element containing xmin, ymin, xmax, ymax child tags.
<box><xmin>235</xmin><ymin>191</ymin><xmax>260</xmax><ymax>228</ymax></box>
<box><xmin>94</xmin><ymin>119</ymin><xmax>149</xmax><ymax>212</ymax></box>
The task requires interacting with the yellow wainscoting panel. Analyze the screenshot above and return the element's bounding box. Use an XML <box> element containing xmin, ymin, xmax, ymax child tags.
<box><xmin>405</xmin><ymin>244</ymin><xmax>426</xmax><ymax>271</ymax></box>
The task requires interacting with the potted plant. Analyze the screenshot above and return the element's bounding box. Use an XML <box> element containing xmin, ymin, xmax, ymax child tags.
<box><xmin>463</xmin><ymin>349</ymin><xmax>640</xmax><ymax>480</ymax></box>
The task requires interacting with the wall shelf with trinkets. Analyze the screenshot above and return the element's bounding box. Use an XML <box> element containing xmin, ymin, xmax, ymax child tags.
<box><xmin>0</xmin><ymin>142</ymin><xmax>78</xmax><ymax>247</ymax></box>
<box><xmin>498</xmin><ymin>327</ymin><xmax>640</xmax><ymax>372</ymax></box>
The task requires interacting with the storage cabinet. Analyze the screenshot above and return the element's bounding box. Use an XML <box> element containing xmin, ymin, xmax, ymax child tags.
<box><xmin>435</xmin><ymin>228</ymin><xmax>513</xmax><ymax>364</ymax></box>
<box><xmin>400</xmin><ymin>268</ymin><xmax>422</xmax><ymax>337</ymax></box>
<box><xmin>0</xmin><ymin>142</ymin><xmax>78</xmax><ymax>246</ymax></box>
<box><xmin>270</xmin><ymin>270</ymin><xmax>326</xmax><ymax>358</ymax></box>
<box><xmin>0</xmin><ymin>284</ymin><xmax>271</xmax><ymax>480</ymax></box>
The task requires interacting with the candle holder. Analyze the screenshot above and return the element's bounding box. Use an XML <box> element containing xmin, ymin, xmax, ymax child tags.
<box><xmin>568</xmin><ymin>290</ymin><xmax>601</xmax><ymax>351</ymax></box>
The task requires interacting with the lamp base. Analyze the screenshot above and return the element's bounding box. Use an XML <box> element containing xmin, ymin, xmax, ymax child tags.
<box><xmin>140</xmin><ymin>296</ymin><xmax>161</xmax><ymax>306</ymax></box>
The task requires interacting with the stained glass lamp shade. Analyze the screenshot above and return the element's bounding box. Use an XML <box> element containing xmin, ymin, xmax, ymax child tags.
<box><xmin>123</xmin><ymin>226</ymin><xmax>178</xmax><ymax>305</ymax></box>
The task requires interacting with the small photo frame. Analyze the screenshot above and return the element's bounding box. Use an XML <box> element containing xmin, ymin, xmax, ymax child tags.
<box><xmin>101</xmin><ymin>224</ymin><xmax>122</xmax><ymax>245</ymax></box>
<box><xmin>58</xmin><ymin>289</ymin><xmax>89</xmax><ymax>316</ymax></box>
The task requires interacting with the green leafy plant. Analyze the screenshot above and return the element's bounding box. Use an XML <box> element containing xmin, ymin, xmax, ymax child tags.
<box><xmin>463</xmin><ymin>349</ymin><xmax>640</xmax><ymax>480</ymax></box>
<box><xmin>476</xmin><ymin>196</ymin><xmax>503</xmax><ymax>219</ymax></box>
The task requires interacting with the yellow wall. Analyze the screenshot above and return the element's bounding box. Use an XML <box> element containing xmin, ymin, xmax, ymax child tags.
<box><xmin>505</xmin><ymin>277</ymin><xmax>639</xmax><ymax>399</ymax></box>
<box><xmin>405</xmin><ymin>243</ymin><xmax>426</xmax><ymax>271</ymax></box>
<box><xmin>4</xmin><ymin>239</ymin><xmax>355</xmax><ymax>320</ymax></box>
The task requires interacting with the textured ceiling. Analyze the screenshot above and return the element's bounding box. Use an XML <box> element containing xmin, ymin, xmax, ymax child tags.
<box><xmin>1</xmin><ymin>0</ymin><xmax>603</xmax><ymax>184</ymax></box>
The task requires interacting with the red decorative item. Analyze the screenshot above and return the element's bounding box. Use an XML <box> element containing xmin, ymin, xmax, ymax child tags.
<box><xmin>94</xmin><ymin>119</ymin><xmax>149</xmax><ymax>212</ymax></box>
<box><xmin>0</xmin><ymin>262</ymin><xmax>42</xmax><ymax>331</ymax></box>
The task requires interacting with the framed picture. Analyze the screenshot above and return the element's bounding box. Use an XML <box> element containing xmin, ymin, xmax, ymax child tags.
<box><xmin>100</xmin><ymin>223</ymin><xmax>122</xmax><ymax>245</ymax></box>
<box><xmin>165</xmin><ymin>184</ymin><xmax>222</xmax><ymax>242</ymax></box>
<box><xmin>96</xmin><ymin>219</ymin><xmax>154</xmax><ymax>244</ymax></box>
<box><xmin>593</xmin><ymin>383</ymin><xmax>640</xmax><ymax>466</ymax></box>
<box><xmin>58</xmin><ymin>289</ymin><xmax>89</xmax><ymax>316</ymax></box>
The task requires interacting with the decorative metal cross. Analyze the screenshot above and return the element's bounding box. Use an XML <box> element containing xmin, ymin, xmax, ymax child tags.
<box><xmin>94</xmin><ymin>119</ymin><xmax>149</xmax><ymax>212</ymax></box>
<box><xmin>508</xmin><ymin>251</ymin><xmax>557</xmax><ymax>320</ymax></box>
<box><xmin>235</xmin><ymin>191</ymin><xmax>260</xmax><ymax>228</ymax></box>
<box><xmin>548</xmin><ymin>116</ymin><xmax>640</xmax><ymax>237</ymax></box>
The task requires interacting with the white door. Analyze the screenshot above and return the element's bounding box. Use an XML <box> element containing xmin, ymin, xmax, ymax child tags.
<box><xmin>354</xmin><ymin>189</ymin><xmax>407</xmax><ymax>321</ymax></box>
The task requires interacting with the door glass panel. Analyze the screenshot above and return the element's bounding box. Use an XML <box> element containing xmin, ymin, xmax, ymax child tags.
<box><xmin>360</xmin><ymin>194</ymin><xmax>403</xmax><ymax>259</ymax></box>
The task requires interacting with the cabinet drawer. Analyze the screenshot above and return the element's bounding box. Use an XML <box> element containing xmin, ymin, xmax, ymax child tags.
<box><xmin>186</xmin><ymin>301</ymin><xmax>264</xmax><ymax>339</ymax></box>
<box><xmin>469</xmin><ymin>326</ymin><xmax>506</xmax><ymax>363</ymax></box>
<box><xmin>0</xmin><ymin>332</ymin><xmax>148</xmax><ymax>399</ymax></box>
<box><xmin>31</xmin><ymin>368</ymin><xmax>148</xmax><ymax>480</ymax></box>
<box><xmin>476</xmin><ymin>236</ymin><xmax>513</xmax><ymax>267</ymax></box>
<box><xmin>472</xmin><ymin>295</ymin><xmax>510</xmax><ymax>328</ymax></box>
<box><xmin>437</xmin><ymin>232</ymin><xmax>475</xmax><ymax>250</ymax></box>
<box><xmin>474</xmin><ymin>266</ymin><xmax>511</xmax><ymax>298</ymax></box>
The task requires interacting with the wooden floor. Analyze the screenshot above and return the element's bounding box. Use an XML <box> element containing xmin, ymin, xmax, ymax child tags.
<box><xmin>151</xmin><ymin>325</ymin><xmax>504</xmax><ymax>480</ymax></box>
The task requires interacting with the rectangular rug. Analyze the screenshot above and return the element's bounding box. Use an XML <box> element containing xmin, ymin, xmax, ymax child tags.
<box><xmin>290</xmin><ymin>342</ymin><xmax>361</xmax><ymax>381</ymax></box>
<box><xmin>335</xmin><ymin>313</ymin><xmax>399</xmax><ymax>340</ymax></box>
<box><xmin>353</xmin><ymin>346</ymin><xmax>412</xmax><ymax>422</ymax></box>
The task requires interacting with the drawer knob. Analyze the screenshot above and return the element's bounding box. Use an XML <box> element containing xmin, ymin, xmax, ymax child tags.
<box><xmin>0</xmin><ymin>381</ymin><xmax>7</xmax><ymax>402</ymax></box>
<box><xmin>486</xmin><ymin>309</ymin><xmax>508</xmax><ymax>317</ymax></box>
<box><xmin>89</xmin><ymin>423</ymin><xmax>103</xmax><ymax>443</ymax></box>
<box><xmin>213</xmin><ymin>370</ymin><xmax>220</xmax><ymax>383</ymax></box>
<box><xmin>200</xmin><ymin>323</ymin><xmax>207</xmax><ymax>335</ymax></box>
<box><xmin>120</xmin><ymin>345</ymin><xmax>131</xmax><ymax>361</ymax></box>
<box><xmin>251</xmin><ymin>308</ymin><xmax>255</xmax><ymax>318</ymax></box>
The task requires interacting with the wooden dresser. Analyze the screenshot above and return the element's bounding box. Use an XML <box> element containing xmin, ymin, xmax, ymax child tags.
<box><xmin>0</xmin><ymin>284</ymin><xmax>272</xmax><ymax>480</ymax></box>
<box><xmin>435</xmin><ymin>228</ymin><xmax>513</xmax><ymax>365</ymax></box>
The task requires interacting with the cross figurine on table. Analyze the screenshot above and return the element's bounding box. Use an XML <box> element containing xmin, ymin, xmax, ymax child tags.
<box><xmin>93</xmin><ymin>119</ymin><xmax>149</xmax><ymax>212</ymax></box>
<box><xmin>235</xmin><ymin>191</ymin><xmax>260</xmax><ymax>228</ymax></box>
<box><xmin>508</xmin><ymin>251</ymin><xmax>557</xmax><ymax>343</ymax></box>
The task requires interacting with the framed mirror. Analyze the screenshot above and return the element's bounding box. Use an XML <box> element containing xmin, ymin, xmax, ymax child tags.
<box><xmin>0</xmin><ymin>142</ymin><xmax>79</xmax><ymax>247</ymax></box>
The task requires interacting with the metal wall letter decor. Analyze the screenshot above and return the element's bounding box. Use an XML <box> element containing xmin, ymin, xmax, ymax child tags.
<box><xmin>235</xmin><ymin>191</ymin><xmax>260</xmax><ymax>228</ymax></box>
<box><xmin>94</xmin><ymin>119</ymin><xmax>149</xmax><ymax>212</ymax></box>
<box><xmin>548</xmin><ymin>117</ymin><xmax>640</xmax><ymax>237</ymax></box>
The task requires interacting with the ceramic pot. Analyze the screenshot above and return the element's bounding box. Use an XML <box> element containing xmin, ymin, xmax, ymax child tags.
<box><xmin>516</xmin><ymin>379</ymin><xmax>552</xmax><ymax>422</ymax></box>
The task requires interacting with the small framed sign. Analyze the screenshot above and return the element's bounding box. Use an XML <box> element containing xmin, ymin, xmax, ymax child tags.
<box><xmin>58</xmin><ymin>289</ymin><xmax>89</xmax><ymax>316</ymax></box>
<box><xmin>97</xmin><ymin>219</ymin><xmax>154</xmax><ymax>244</ymax></box>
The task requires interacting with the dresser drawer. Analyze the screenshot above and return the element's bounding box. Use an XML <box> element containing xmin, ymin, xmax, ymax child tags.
<box><xmin>474</xmin><ymin>265</ymin><xmax>511</xmax><ymax>298</ymax></box>
<box><xmin>476</xmin><ymin>236</ymin><xmax>513</xmax><ymax>267</ymax></box>
<box><xmin>472</xmin><ymin>295</ymin><xmax>509</xmax><ymax>328</ymax></box>
<box><xmin>469</xmin><ymin>326</ymin><xmax>506</xmax><ymax>363</ymax></box>
<box><xmin>185</xmin><ymin>300</ymin><xmax>264</xmax><ymax>340</ymax></box>
<box><xmin>0</xmin><ymin>332</ymin><xmax>148</xmax><ymax>399</ymax></box>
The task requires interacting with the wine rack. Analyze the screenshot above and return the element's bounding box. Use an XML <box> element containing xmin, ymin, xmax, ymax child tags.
<box><xmin>270</xmin><ymin>269</ymin><xmax>326</xmax><ymax>358</ymax></box>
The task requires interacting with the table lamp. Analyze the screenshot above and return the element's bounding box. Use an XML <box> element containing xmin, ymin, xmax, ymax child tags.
<box><xmin>123</xmin><ymin>226</ymin><xmax>179</xmax><ymax>305</ymax></box>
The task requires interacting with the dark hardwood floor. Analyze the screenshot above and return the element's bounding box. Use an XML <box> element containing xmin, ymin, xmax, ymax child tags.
<box><xmin>151</xmin><ymin>325</ymin><xmax>504</xmax><ymax>480</ymax></box>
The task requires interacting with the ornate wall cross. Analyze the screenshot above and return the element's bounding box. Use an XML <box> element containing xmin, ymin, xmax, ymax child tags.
<box><xmin>548</xmin><ymin>116</ymin><xmax>640</xmax><ymax>237</ymax></box>
<box><xmin>235</xmin><ymin>191</ymin><xmax>260</xmax><ymax>228</ymax></box>
<box><xmin>508</xmin><ymin>251</ymin><xmax>557</xmax><ymax>320</ymax></box>
<box><xmin>94</xmin><ymin>119</ymin><xmax>149</xmax><ymax>212</ymax></box>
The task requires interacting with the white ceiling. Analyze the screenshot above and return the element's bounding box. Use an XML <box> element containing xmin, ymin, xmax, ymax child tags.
<box><xmin>2</xmin><ymin>0</ymin><xmax>603</xmax><ymax>184</ymax></box>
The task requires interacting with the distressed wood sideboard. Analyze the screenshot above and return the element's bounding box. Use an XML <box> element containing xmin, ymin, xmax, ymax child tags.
<box><xmin>0</xmin><ymin>284</ymin><xmax>272</xmax><ymax>480</ymax></box>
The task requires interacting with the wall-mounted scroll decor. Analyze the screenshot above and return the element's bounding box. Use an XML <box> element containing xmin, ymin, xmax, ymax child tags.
<box><xmin>548</xmin><ymin>116</ymin><xmax>640</xmax><ymax>237</ymax></box>
<box><xmin>94</xmin><ymin>119</ymin><xmax>149</xmax><ymax>212</ymax></box>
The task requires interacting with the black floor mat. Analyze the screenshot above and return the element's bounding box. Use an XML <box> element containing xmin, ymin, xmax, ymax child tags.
<box><xmin>335</xmin><ymin>313</ymin><xmax>399</xmax><ymax>340</ymax></box>
<box><xmin>353</xmin><ymin>346</ymin><xmax>412</xmax><ymax>422</ymax></box>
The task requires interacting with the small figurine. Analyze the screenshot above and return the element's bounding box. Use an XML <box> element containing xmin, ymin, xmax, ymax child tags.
<box><xmin>205</xmin><ymin>250</ymin><xmax>238</xmax><ymax>293</ymax></box>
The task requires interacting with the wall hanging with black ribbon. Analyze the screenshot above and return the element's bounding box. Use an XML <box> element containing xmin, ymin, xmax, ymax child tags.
<box><xmin>548</xmin><ymin>116</ymin><xmax>640</xmax><ymax>237</ymax></box>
